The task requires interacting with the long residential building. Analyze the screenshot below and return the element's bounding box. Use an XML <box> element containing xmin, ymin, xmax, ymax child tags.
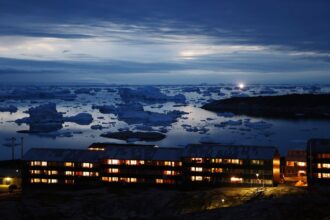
<box><xmin>307</xmin><ymin>139</ymin><xmax>330</xmax><ymax>185</ymax></box>
<box><xmin>23</xmin><ymin>142</ymin><xmax>280</xmax><ymax>187</ymax></box>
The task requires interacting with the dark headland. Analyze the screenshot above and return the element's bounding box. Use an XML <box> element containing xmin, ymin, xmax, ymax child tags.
<box><xmin>202</xmin><ymin>94</ymin><xmax>330</xmax><ymax>119</ymax></box>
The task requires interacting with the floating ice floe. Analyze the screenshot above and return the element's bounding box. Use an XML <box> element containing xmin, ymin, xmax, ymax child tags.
<box><xmin>91</xmin><ymin>125</ymin><xmax>106</xmax><ymax>130</ymax></box>
<box><xmin>118</xmin><ymin>86</ymin><xmax>186</xmax><ymax>103</ymax></box>
<box><xmin>93</xmin><ymin>102</ymin><xmax>188</xmax><ymax>127</ymax></box>
<box><xmin>64</xmin><ymin>113</ymin><xmax>93</xmax><ymax>125</ymax></box>
<box><xmin>0</xmin><ymin>105</ymin><xmax>18</xmax><ymax>113</ymax></box>
<box><xmin>15</xmin><ymin>103</ymin><xmax>93</xmax><ymax>133</ymax></box>
<box><xmin>182</xmin><ymin>124</ymin><xmax>209</xmax><ymax>134</ymax></box>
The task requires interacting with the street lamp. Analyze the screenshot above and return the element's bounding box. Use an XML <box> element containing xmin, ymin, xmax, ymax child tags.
<box><xmin>256</xmin><ymin>173</ymin><xmax>259</xmax><ymax>186</ymax></box>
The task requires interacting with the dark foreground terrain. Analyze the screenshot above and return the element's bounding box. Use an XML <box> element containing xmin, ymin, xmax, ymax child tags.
<box><xmin>202</xmin><ymin>94</ymin><xmax>330</xmax><ymax>119</ymax></box>
<box><xmin>0</xmin><ymin>186</ymin><xmax>329</xmax><ymax>220</ymax></box>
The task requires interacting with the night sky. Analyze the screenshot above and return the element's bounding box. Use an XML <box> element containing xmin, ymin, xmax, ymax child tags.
<box><xmin>0</xmin><ymin>0</ymin><xmax>329</xmax><ymax>84</ymax></box>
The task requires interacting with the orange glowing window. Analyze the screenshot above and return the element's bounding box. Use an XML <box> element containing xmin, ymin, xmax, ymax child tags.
<box><xmin>107</xmin><ymin>159</ymin><xmax>120</xmax><ymax>165</ymax></box>
<box><xmin>82</xmin><ymin>163</ymin><xmax>93</xmax><ymax>168</ymax></box>
<box><xmin>297</xmin><ymin>162</ymin><xmax>306</xmax><ymax>167</ymax></box>
<box><xmin>191</xmin><ymin>158</ymin><xmax>203</xmax><ymax>163</ymax></box>
<box><xmin>155</xmin><ymin>179</ymin><xmax>163</xmax><ymax>184</ymax></box>
<box><xmin>211</xmin><ymin>168</ymin><xmax>223</xmax><ymax>173</ymax></box>
<box><xmin>65</xmin><ymin>171</ymin><xmax>74</xmax><ymax>176</ymax></box>
<box><xmin>108</xmin><ymin>168</ymin><xmax>119</xmax><ymax>173</ymax></box>
<box><xmin>191</xmin><ymin>167</ymin><xmax>203</xmax><ymax>172</ymax></box>
<box><xmin>126</xmin><ymin>160</ymin><xmax>137</xmax><ymax>165</ymax></box>
<box><xmin>64</xmin><ymin>162</ymin><xmax>74</xmax><ymax>167</ymax></box>
<box><xmin>286</xmin><ymin>161</ymin><xmax>294</xmax><ymax>167</ymax></box>
<box><xmin>230</xmin><ymin>177</ymin><xmax>243</xmax><ymax>183</ymax></box>
<box><xmin>163</xmin><ymin>170</ymin><xmax>176</xmax><ymax>175</ymax></box>
<box><xmin>191</xmin><ymin>176</ymin><xmax>203</xmax><ymax>181</ymax></box>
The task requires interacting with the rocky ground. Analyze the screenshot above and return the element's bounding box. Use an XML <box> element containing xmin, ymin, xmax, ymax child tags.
<box><xmin>1</xmin><ymin>185</ymin><xmax>329</xmax><ymax>220</ymax></box>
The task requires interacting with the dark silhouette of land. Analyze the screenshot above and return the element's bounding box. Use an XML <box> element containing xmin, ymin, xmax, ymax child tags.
<box><xmin>202</xmin><ymin>94</ymin><xmax>330</xmax><ymax>119</ymax></box>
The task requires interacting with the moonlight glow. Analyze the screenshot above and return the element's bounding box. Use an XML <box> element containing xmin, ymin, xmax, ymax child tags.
<box><xmin>238</xmin><ymin>83</ymin><xmax>245</xmax><ymax>89</ymax></box>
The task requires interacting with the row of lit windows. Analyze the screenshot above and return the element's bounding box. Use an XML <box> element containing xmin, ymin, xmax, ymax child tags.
<box><xmin>317</xmin><ymin>154</ymin><xmax>330</xmax><ymax>159</ymax></box>
<box><xmin>286</xmin><ymin>161</ymin><xmax>306</xmax><ymax>167</ymax></box>
<box><xmin>317</xmin><ymin>163</ymin><xmax>330</xmax><ymax>169</ymax></box>
<box><xmin>251</xmin><ymin>160</ymin><xmax>264</xmax><ymax>165</ymax></box>
<box><xmin>30</xmin><ymin>170</ymin><xmax>58</xmax><ymax>175</ymax></box>
<box><xmin>101</xmin><ymin>176</ymin><xmax>137</xmax><ymax>183</ymax></box>
<box><xmin>30</xmin><ymin>178</ymin><xmax>58</xmax><ymax>184</ymax></box>
<box><xmin>163</xmin><ymin>170</ymin><xmax>177</xmax><ymax>175</ymax></box>
<box><xmin>107</xmin><ymin>159</ymin><xmax>145</xmax><ymax>165</ymax></box>
<box><xmin>191</xmin><ymin>158</ymin><xmax>244</xmax><ymax>165</ymax></box>
<box><xmin>191</xmin><ymin>167</ymin><xmax>203</xmax><ymax>172</ymax></box>
<box><xmin>30</xmin><ymin>161</ymin><xmax>95</xmax><ymax>168</ymax></box>
<box><xmin>317</xmin><ymin>173</ymin><xmax>330</xmax><ymax>178</ymax></box>
<box><xmin>106</xmin><ymin>159</ymin><xmax>181</xmax><ymax>167</ymax></box>
<box><xmin>88</xmin><ymin>147</ymin><xmax>105</xmax><ymax>151</ymax></box>
<box><xmin>29</xmin><ymin>170</ymin><xmax>98</xmax><ymax>177</ymax></box>
<box><xmin>155</xmin><ymin>179</ymin><xmax>175</xmax><ymax>184</ymax></box>
<box><xmin>30</xmin><ymin>161</ymin><xmax>47</xmax><ymax>166</ymax></box>
<box><xmin>108</xmin><ymin>168</ymin><xmax>119</xmax><ymax>173</ymax></box>
<box><xmin>65</xmin><ymin>171</ymin><xmax>99</xmax><ymax>177</ymax></box>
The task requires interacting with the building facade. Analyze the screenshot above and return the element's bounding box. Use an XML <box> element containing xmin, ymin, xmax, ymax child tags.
<box><xmin>23</xmin><ymin>143</ymin><xmax>281</xmax><ymax>187</ymax></box>
<box><xmin>284</xmin><ymin>150</ymin><xmax>307</xmax><ymax>185</ymax></box>
<box><xmin>307</xmin><ymin>139</ymin><xmax>330</xmax><ymax>185</ymax></box>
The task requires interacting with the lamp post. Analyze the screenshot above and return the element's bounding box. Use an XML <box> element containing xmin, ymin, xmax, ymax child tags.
<box><xmin>256</xmin><ymin>173</ymin><xmax>259</xmax><ymax>186</ymax></box>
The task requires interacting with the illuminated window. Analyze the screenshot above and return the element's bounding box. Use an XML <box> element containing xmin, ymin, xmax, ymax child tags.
<box><xmin>211</xmin><ymin>158</ymin><xmax>222</xmax><ymax>163</ymax></box>
<box><xmin>318</xmin><ymin>173</ymin><xmax>330</xmax><ymax>178</ymax></box>
<box><xmin>89</xmin><ymin>147</ymin><xmax>105</xmax><ymax>151</ymax></box>
<box><xmin>30</xmin><ymin>161</ymin><xmax>39</xmax><ymax>166</ymax></box>
<box><xmin>46</xmin><ymin>170</ymin><xmax>58</xmax><ymax>175</ymax></box>
<box><xmin>83</xmin><ymin>172</ymin><xmax>90</xmax><ymax>176</ymax></box>
<box><xmin>230</xmin><ymin>177</ymin><xmax>243</xmax><ymax>183</ymax></box>
<box><xmin>108</xmin><ymin>168</ymin><xmax>119</xmax><ymax>173</ymax></box>
<box><xmin>41</xmin><ymin>179</ymin><xmax>48</xmax><ymax>183</ymax></box>
<box><xmin>108</xmin><ymin>159</ymin><xmax>120</xmax><ymax>165</ymax></box>
<box><xmin>110</xmin><ymin>177</ymin><xmax>119</xmax><ymax>182</ymax></box>
<box><xmin>286</xmin><ymin>161</ymin><xmax>294</xmax><ymax>167</ymax></box>
<box><xmin>191</xmin><ymin>176</ymin><xmax>203</xmax><ymax>181</ymax></box>
<box><xmin>163</xmin><ymin>170</ymin><xmax>176</xmax><ymax>175</ymax></box>
<box><xmin>49</xmin><ymin>179</ymin><xmax>58</xmax><ymax>184</ymax></box>
<box><xmin>31</xmin><ymin>178</ymin><xmax>41</xmax><ymax>183</ymax></box>
<box><xmin>211</xmin><ymin>168</ymin><xmax>223</xmax><ymax>173</ymax></box>
<box><xmin>82</xmin><ymin>163</ymin><xmax>93</xmax><ymax>168</ymax></box>
<box><xmin>65</xmin><ymin>179</ymin><xmax>75</xmax><ymax>184</ymax></box>
<box><xmin>318</xmin><ymin>154</ymin><xmax>330</xmax><ymax>159</ymax></box>
<box><xmin>120</xmin><ymin>177</ymin><xmax>137</xmax><ymax>183</ymax></box>
<box><xmin>102</xmin><ymin>177</ymin><xmax>109</xmax><ymax>182</ymax></box>
<box><xmin>223</xmin><ymin>159</ymin><xmax>242</xmax><ymax>164</ymax></box>
<box><xmin>155</xmin><ymin>179</ymin><xmax>163</xmax><ymax>184</ymax></box>
<box><xmin>251</xmin><ymin>160</ymin><xmax>264</xmax><ymax>165</ymax></box>
<box><xmin>191</xmin><ymin>158</ymin><xmax>203</xmax><ymax>163</ymax></box>
<box><xmin>30</xmin><ymin>170</ymin><xmax>41</xmax><ymax>174</ymax></box>
<box><xmin>64</xmin><ymin>162</ymin><xmax>74</xmax><ymax>167</ymax></box>
<box><xmin>140</xmin><ymin>160</ymin><xmax>145</xmax><ymax>165</ymax></box>
<box><xmin>30</xmin><ymin>161</ymin><xmax>47</xmax><ymax>166</ymax></box>
<box><xmin>191</xmin><ymin>167</ymin><xmax>203</xmax><ymax>172</ymax></box>
<box><xmin>164</xmin><ymin>161</ymin><xmax>175</xmax><ymax>166</ymax></box>
<box><xmin>297</xmin><ymin>162</ymin><xmax>306</xmax><ymax>167</ymax></box>
<box><xmin>318</xmin><ymin>163</ymin><xmax>330</xmax><ymax>169</ymax></box>
<box><xmin>126</xmin><ymin>160</ymin><xmax>137</xmax><ymax>165</ymax></box>
<box><xmin>65</xmin><ymin>171</ymin><xmax>74</xmax><ymax>176</ymax></box>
